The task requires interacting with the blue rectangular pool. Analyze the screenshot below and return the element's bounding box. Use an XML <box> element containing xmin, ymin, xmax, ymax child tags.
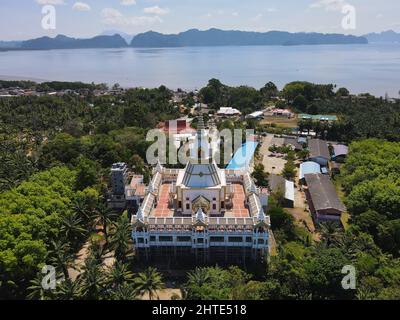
<box><xmin>226</xmin><ymin>141</ymin><xmax>259</xmax><ymax>170</ymax></box>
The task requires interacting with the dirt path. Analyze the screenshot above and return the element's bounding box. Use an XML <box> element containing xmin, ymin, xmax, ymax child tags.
<box><xmin>68</xmin><ymin>242</ymin><xmax>90</xmax><ymax>281</ymax></box>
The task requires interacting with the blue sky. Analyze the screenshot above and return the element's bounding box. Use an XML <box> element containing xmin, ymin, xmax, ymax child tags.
<box><xmin>0</xmin><ymin>0</ymin><xmax>399</xmax><ymax>40</ymax></box>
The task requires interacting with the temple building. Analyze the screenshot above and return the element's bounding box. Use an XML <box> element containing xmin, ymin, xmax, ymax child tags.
<box><xmin>131</xmin><ymin>117</ymin><xmax>271</xmax><ymax>266</ymax></box>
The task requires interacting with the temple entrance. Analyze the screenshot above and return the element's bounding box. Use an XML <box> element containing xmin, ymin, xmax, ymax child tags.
<box><xmin>192</xmin><ymin>195</ymin><xmax>210</xmax><ymax>214</ymax></box>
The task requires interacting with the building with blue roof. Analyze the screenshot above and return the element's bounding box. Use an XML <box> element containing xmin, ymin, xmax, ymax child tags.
<box><xmin>299</xmin><ymin>161</ymin><xmax>321</xmax><ymax>183</ymax></box>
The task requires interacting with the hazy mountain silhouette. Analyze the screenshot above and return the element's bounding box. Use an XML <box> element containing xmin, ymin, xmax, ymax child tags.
<box><xmin>21</xmin><ymin>34</ymin><xmax>127</xmax><ymax>50</ymax></box>
<box><xmin>130</xmin><ymin>28</ymin><xmax>368</xmax><ymax>47</ymax></box>
<box><xmin>0</xmin><ymin>29</ymin><xmax>369</xmax><ymax>50</ymax></box>
<box><xmin>363</xmin><ymin>30</ymin><xmax>400</xmax><ymax>43</ymax></box>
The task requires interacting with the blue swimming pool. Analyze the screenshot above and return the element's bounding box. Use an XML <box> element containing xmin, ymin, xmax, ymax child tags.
<box><xmin>226</xmin><ymin>141</ymin><xmax>259</xmax><ymax>170</ymax></box>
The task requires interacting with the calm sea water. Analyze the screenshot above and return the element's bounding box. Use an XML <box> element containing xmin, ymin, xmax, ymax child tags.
<box><xmin>1</xmin><ymin>43</ymin><xmax>399</xmax><ymax>97</ymax></box>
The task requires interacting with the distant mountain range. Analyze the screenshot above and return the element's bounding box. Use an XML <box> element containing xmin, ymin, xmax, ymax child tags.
<box><xmin>0</xmin><ymin>40</ymin><xmax>22</xmax><ymax>48</ymax></box>
<box><xmin>0</xmin><ymin>28</ymin><xmax>370</xmax><ymax>50</ymax></box>
<box><xmin>20</xmin><ymin>34</ymin><xmax>126</xmax><ymax>50</ymax></box>
<box><xmin>130</xmin><ymin>28</ymin><xmax>367</xmax><ymax>47</ymax></box>
<box><xmin>363</xmin><ymin>30</ymin><xmax>400</xmax><ymax>43</ymax></box>
<box><xmin>100</xmin><ymin>30</ymin><xmax>135</xmax><ymax>44</ymax></box>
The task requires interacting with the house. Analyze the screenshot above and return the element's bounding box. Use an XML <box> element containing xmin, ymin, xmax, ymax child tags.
<box><xmin>331</xmin><ymin>144</ymin><xmax>349</xmax><ymax>162</ymax></box>
<box><xmin>269</xmin><ymin>174</ymin><xmax>295</xmax><ymax>208</ymax></box>
<box><xmin>303</xmin><ymin>174</ymin><xmax>346</xmax><ymax>223</ymax></box>
<box><xmin>284</xmin><ymin>137</ymin><xmax>303</xmax><ymax>151</ymax></box>
<box><xmin>216</xmin><ymin>107</ymin><xmax>242</xmax><ymax>118</ymax></box>
<box><xmin>246</xmin><ymin>111</ymin><xmax>264</xmax><ymax>120</ymax></box>
<box><xmin>299</xmin><ymin>161</ymin><xmax>322</xmax><ymax>184</ymax></box>
<box><xmin>308</xmin><ymin>139</ymin><xmax>330</xmax><ymax>167</ymax></box>
<box><xmin>270</xmin><ymin>136</ymin><xmax>303</xmax><ymax>152</ymax></box>
<box><xmin>271</xmin><ymin>108</ymin><xmax>293</xmax><ymax>118</ymax></box>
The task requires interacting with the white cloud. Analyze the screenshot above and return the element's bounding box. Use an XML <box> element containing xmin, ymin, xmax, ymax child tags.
<box><xmin>101</xmin><ymin>8</ymin><xmax>162</xmax><ymax>27</ymax></box>
<box><xmin>121</xmin><ymin>0</ymin><xmax>136</xmax><ymax>5</ymax></box>
<box><xmin>72</xmin><ymin>2</ymin><xmax>91</xmax><ymax>11</ymax></box>
<box><xmin>310</xmin><ymin>0</ymin><xmax>347</xmax><ymax>12</ymax></box>
<box><xmin>36</xmin><ymin>0</ymin><xmax>64</xmax><ymax>5</ymax></box>
<box><xmin>143</xmin><ymin>6</ymin><xmax>170</xmax><ymax>16</ymax></box>
<box><xmin>267</xmin><ymin>8</ymin><xmax>277</xmax><ymax>13</ymax></box>
<box><xmin>232</xmin><ymin>12</ymin><xmax>239</xmax><ymax>17</ymax></box>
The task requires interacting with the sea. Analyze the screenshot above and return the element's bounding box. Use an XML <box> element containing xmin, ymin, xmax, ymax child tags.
<box><xmin>1</xmin><ymin>43</ymin><xmax>399</xmax><ymax>97</ymax></box>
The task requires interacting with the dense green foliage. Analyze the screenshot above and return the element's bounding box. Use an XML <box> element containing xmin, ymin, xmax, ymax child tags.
<box><xmin>282</xmin><ymin>81</ymin><xmax>335</xmax><ymax>102</ymax></box>
<box><xmin>199</xmin><ymin>79</ymin><xmax>274</xmax><ymax>115</ymax></box>
<box><xmin>0</xmin><ymin>83</ymin><xmax>179</xmax><ymax>299</ymax></box>
<box><xmin>297</xmin><ymin>97</ymin><xmax>400</xmax><ymax>142</ymax></box>
<box><xmin>0</xmin><ymin>167</ymin><xmax>78</xmax><ymax>298</ymax></box>
<box><xmin>342</xmin><ymin>139</ymin><xmax>400</xmax><ymax>256</ymax></box>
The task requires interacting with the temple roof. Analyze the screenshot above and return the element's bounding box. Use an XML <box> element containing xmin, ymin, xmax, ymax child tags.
<box><xmin>177</xmin><ymin>161</ymin><xmax>226</xmax><ymax>188</ymax></box>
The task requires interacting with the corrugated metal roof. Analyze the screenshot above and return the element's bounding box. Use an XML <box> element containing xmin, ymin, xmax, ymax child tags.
<box><xmin>308</xmin><ymin>139</ymin><xmax>330</xmax><ymax>159</ymax></box>
<box><xmin>304</xmin><ymin>174</ymin><xmax>346</xmax><ymax>212</ymax></box>
<box><xmin>333</xmin><ymin>144</ymin><xmax>349</xmax><ymax>157</ymax></box>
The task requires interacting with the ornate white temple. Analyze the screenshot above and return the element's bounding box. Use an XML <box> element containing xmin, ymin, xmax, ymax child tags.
<box><xmin>131</xmin><ymin>117</ymin><xmax>271</xmax><ymax>265</ymax></box>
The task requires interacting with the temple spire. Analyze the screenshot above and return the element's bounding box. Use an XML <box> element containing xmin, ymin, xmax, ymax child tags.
<box><xmin>155</xmin><ymin>160</ymin><xmax>163</xmax><ymax>173</ymax></box>
<box><xmin>195</xmin><ymin>207</ymin><xmax>206</xmax><ymax>222</ymax></box>
<box><xmin>136</xmin><ymin>206</ymin><xmax>144</xmax><ymax>222</ymax></box>
<box><xmin>192</xmin><ymin>115</ymin><xmax>211</xmax><ymax>164</ymax></box>
<box><xmin>257</xmin><ymin>207</ymin><xmax>266</xmax><ymax>222</ymax></box>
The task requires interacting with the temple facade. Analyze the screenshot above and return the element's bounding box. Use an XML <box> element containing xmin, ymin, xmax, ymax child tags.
<box><xmin>131</xmin><ymin>118</ymin><xmax>271</xmax><ymax>266</ymax></box>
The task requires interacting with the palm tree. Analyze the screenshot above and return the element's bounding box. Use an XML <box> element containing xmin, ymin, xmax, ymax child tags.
<box><xmin>72</xmin><ymin>197</ymin><xmax>92</xmax><ymax>226</ymax></box>
<box><xmin>107</xmin><ymin>261</ymin><xmax>134</xmax><ymax>288</ymax></box>
<box><xmin>181</xmin><ymin>267</ymin><xmax>211</xmax><ymax>300</ymax></box>
<box><xmin>92</xmin><ymin>204</ymin><xmax>117</xmax><ymax>245</ymax></box>
<box><xmin>54</xmin><ymin>278</ymin><xmax>82</xmax><ymax>300</ymax></box>
<box><xmin>356</xmin><ymin>286</ymin><xmax>375</xmax><ymax>300</ymax></box>
<box><xmin>319</xmin><ymin>222</ymin><xmax>343</xmax><ymax>247</ymax></box>
<box><xmin>61</xmin><ymin>212</ymin><xmax>86</xmax><ymax>248</ymax></box>
<box><xmin>110</xmin><ymin>215</ymin><xmax>132</xmax><ymax>262</ymax></box>
<box><xmin>134</xmin><ymin>267</ymin><xmax>164</xmax><ymax>300</ymax></box>
<box><xmin>186</xmin><ymin>267</ymin><xmax>210</xmax><ymax>287</ymax></box>
<box><xmin>110</xmin><ymin>283</ymin><xmax>138</xmax><ymax>300</ymax></box>
<box><xmin>27</xmin><ymin>272</ymin><xmax>51</xmax><ymax>300</ymax></box>
<box><xmin>48</xmin><ymin>241</ymin><xmax>75</xmax><ymax>280</ymax></box>
<box><xmin>80</xmin><ymin>255</ymin><xmax>106</xmax><ymax>300</ymax></box>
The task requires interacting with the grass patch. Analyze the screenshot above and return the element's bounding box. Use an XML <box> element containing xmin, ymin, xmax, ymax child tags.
<box><xmin>261</xmin><ymin>116</ymin><xmax>298</xmax><ymax>129</ymax></box>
